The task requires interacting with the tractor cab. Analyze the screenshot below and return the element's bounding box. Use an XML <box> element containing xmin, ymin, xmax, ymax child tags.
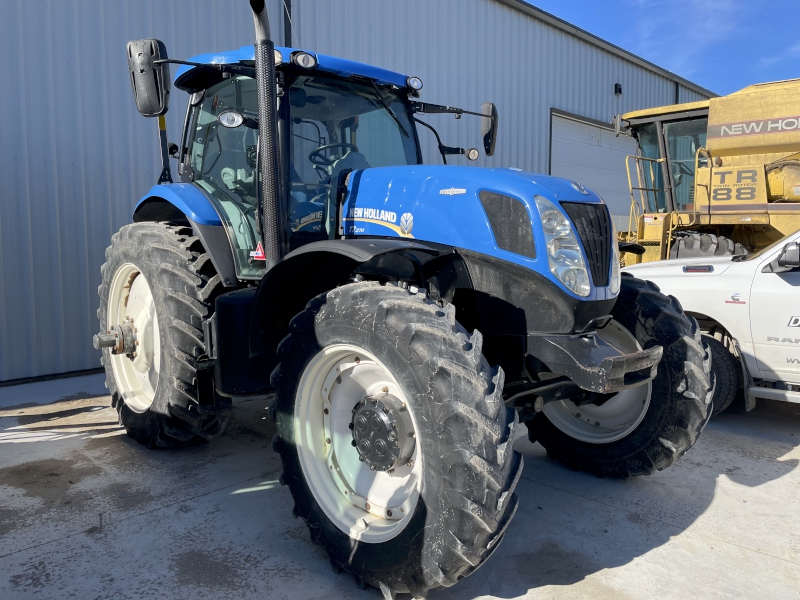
<box><xmin>170</xmin><ymin>47</ymin><xmax>425</xmax><ymax>278</ymax></box>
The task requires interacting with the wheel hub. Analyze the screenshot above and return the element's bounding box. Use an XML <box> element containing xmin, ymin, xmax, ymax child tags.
<box><xmin>351</xmin><ymin>394</ymin><xmax>415</xmax><ymax>472</ymax></box>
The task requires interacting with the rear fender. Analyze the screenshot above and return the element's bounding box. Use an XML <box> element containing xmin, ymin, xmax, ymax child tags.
<box><xmin>133</xmin><ymin>184</ymin><xmax>223</xmax><ymax>226</ymax></box>
<box><xmin>133</xmin><ymin>185</ymin><xmax>238</xmax><ymax>287</ymax></box>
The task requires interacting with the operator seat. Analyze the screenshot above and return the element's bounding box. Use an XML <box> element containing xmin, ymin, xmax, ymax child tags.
<box><xmin>330</xmin><ymin>151</ymin><xmax>371</xmax><ymax>182</ymax></box>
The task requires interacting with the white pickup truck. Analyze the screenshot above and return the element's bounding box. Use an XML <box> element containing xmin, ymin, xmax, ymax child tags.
<box><xmin>623</xmin><ymin>231</ymin><xmax>800</xmax><ymax>415</ymax></box>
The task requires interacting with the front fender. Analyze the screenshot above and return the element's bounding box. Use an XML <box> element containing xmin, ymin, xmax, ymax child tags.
<box><xmin>133</xmin><ymin>183</ymin><xmax>222</xmax><ymax>226</ymax></box>
<box><xmin>248</xmin><ymin>239</ymin><xmax>437</xmax><ymax>357</ymax></box>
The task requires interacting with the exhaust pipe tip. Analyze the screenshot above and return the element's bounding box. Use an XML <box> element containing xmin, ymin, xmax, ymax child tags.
<box><xmin>250</xmin><ymin>0</ymin><xmax>271</xmax><ymax>43</ymax></box>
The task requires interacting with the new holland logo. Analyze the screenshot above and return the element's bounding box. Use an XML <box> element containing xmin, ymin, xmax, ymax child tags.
<box><xmin>571</xmin><ymin>181</ymin><xmax>590</xmax><ymax>195</ymax></box>
<box><xmin>400</xmin><ymin>213</ymin><xmax>414</xmax><ymax>235</ymax></box>
<box><xmin>439</xmin><ymin>187</ymin><xmax>467</xmax><ymax>196</ymax></box>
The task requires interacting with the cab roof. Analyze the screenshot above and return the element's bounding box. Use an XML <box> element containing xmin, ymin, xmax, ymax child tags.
<box><xmin>174</xmin><ymin>45</ymin><xmax>411</xmax><ymax>91</ymax></box>
<box><xmin>622</xmin><ymin>99</ymin><xmax>710</xmax><ymax>121</ymax></box>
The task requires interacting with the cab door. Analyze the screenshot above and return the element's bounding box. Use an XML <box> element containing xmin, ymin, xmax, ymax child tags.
<box><xmin>749</xmin><ymin>242</ymin><xmax>800</xmax><ymax>382</ymax></box>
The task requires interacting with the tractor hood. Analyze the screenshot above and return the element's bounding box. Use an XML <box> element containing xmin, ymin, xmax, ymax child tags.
<box><xmin>340</xmin><ymin>165</ymin><xmax>617</xmax><ymax>301</ymax></box>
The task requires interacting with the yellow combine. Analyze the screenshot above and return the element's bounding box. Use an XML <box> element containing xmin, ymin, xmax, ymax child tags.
<box><xmin>619</xmin><ymin>78</ymin><xmax>800</xmax><ymax>264</ymax></box>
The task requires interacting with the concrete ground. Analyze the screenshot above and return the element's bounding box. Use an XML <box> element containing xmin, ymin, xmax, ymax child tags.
<box><xmin>0</xmin><ymin>375</ymin><xmax>798</xmax><ymax>600</ymax></box>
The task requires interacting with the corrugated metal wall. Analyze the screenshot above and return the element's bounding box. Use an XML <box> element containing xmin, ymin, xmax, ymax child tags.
<box><xmin>0</xmin><ymin>0</ymin><xmax>711</xmax><ymax>381</ymax></box>
<box><xmin>0</xmin><ymin>0</ymin><xmax>284</xmax><ymax>381</ymax></box>
<box><xmin>293</xmin><ymin>0</ymin><xmax>708</xmax><ymax>173</ymax></box>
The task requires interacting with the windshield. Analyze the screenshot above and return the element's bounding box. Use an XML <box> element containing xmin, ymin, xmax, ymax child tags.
<box><xmin>287</xmin><ymin>75</ymin><xmax>420</xmax><ymax>237</ymax></box>
<box><xmin>664</xmin><ymin>118</ymin><xmax>707</xmax><ymax>211</ymax></box>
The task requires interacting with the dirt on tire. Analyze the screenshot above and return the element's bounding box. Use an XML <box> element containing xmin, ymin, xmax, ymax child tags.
<box><xmin>528</xmin><ymin>274</ymin><xmax>714</xmax><ymax>478</ymax></box>
<box><xmin>97</xmin><ymin>222</ymin><xmax>230</xmax><ymax>448</ymax></box>
<box><xmin>271</xmin><ymin>282</ymin><xmax>523</xmax><ymax>597</ymax></box>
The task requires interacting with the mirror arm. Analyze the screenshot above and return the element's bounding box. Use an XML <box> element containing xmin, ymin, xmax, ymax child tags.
<box><xmin>157</xmin><ymin>115</ymin><xmax>173</xmax><ymax>185</ymax></box>
<box><xmin>412</xmin><ymin>101</ymin><xmax>490</xmax><ymax>121</ymax></box>
<box><xmin>153</xmin><ymin>59</ymin><xmax>256</xmax><ymax>77</ymax></box>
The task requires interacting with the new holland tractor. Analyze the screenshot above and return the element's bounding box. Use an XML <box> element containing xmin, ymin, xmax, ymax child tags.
<box><xmin>94</xmin><ymin>1</ymin><xmax>712</xmax><ymax>596</ymax></box>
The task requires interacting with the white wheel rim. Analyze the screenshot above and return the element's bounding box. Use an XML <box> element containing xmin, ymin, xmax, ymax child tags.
<box><xmin>542</xmin><ymin>320</ymin><xmax>651</xmax><ymax>444</ymax></box>
<box><xmin>293</xmin><ymin>344</ymin><xmax>421</xmax><ymax>543</ymax></box>
<box><xmin>107</xmin><ymin>263</ymin><xmax>160</xmax><ymax>413</ymax></box>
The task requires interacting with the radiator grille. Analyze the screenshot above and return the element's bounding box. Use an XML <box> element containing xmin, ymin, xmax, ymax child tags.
<box><xmin>560</xmin><ymin>202</ymin><xmax>611</xmax><ymax>287</ymax></box>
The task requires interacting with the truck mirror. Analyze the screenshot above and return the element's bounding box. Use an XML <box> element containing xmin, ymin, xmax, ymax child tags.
<box><xmin>481</xmin><ymin>102</ymin><xmax>498</xmax><ymax>157</ymax></box>
<box><xmin>126</xmin><ymin>39</ymin><xmax>171</xmax><ymax>117</ymax></box>
<box><xmin>763</xmin><ymin>241</ymin><xmax>800</xmax><ymax>273</ymax></box>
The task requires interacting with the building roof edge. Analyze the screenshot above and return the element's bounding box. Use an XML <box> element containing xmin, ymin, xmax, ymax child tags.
<box><xmin>496</xmin><ymin>0</ymin><xmax>718</xmax><ymax>98</ymax></box>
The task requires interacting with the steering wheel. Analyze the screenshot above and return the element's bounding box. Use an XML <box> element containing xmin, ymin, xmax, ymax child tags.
<box><xmin>309</xmin><ymin>143</ymin><xmax>359</xmax><ymax>167</ymax></box>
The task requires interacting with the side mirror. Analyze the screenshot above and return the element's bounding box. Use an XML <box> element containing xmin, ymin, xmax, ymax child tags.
<box><xmin>126</xmin><ymin>39</ymin><xmax>171</xmax><ymax>117</ymax></box>
<box><xmin>763</xmin><ymin>241</ymin><xmax>800</xmax><ymax>273</ymax></box>
<box><xmin>481</xmin><ymin>102</ymin><xmax>498</xmax><ymax>157</ymax></box>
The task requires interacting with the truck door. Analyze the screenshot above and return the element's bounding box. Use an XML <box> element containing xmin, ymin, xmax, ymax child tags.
<box><xmin>749</xmin><ymin>244</ymin><xmax>800</xmax><ymax>381</ymax></box>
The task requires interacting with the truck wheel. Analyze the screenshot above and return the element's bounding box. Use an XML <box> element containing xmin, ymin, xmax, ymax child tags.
<box><xmin>97</xmin><ymin>222</ymin><xmax>230</xmax><ymax>448</ymax></box>
<box><xmin>703</xmin><ymin>335</ymin><xmax>739</xmax><ymax>415</ymax></box>
<box><xmin>271</xmin><ymin>282</ymin><xmax>522</xmax><ymax>597</ymax></box>
<box><xmin>670</xmin><ymin>232</ymin><xmax>747</xmax><ymax>258</ymax></box>
<box><xmin>527</xmin><ymin>274</ymin><xmax>713</xmax><ymax>478</ymax></box>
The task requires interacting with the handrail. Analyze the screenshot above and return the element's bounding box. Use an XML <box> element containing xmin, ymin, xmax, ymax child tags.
<box><xmin>626</xmin><ymin>155</ymin><xmax>665</xmax><ymax>240</ymax></box>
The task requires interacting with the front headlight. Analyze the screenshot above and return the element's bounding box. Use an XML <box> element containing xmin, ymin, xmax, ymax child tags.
<box><xmin>535</xmin><ymin>196</ymin><xmax>590</xmax><ymax>297</ymax></box>
<box><xmin>610</xmin><ymin>220</ymin><xmax>621</xmax><ymax>294</ymax></box>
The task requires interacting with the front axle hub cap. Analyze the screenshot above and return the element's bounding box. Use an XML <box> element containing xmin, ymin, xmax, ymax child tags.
<box><xmin>351</xmin><ymin>394</ymin><xmax>415</xmax><ymax>472</ymax></box>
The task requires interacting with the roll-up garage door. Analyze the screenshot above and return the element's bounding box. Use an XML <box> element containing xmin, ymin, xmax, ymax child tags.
<box><xmin>550</xmin><ymin>112</ymin><xmax>638</xmax><ymax>231</ymax></box>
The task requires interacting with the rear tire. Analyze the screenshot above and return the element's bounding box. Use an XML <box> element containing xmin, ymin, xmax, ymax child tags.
<box><xmin>271</xmin><ymin>282</ymin><xmax>522</xmax><ymax>597</ymax></box>
<box><xmin>527</xmin><ymin>274</ymin><xmax>713</xmax><ymax>478</ymax></box>
<box><xmin>97</xmin><ymin>222</ymin><xmax>230</xmax><ymax>448</ymax></box>
<box><xmin>703</xmin><ymin>335</ymin><xmax>739</xmax><ymax>415</ymax></box>
<box><xmin>670</xmin><ymin>232</ymin><xmax>747</xmax><ymax>259</ymax></box>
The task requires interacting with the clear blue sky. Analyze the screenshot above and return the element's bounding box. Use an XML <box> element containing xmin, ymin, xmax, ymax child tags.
<box><xmin>529</xmin><ymin>0</ymin><xmax>798</xmax><ymax>96</ymax></box>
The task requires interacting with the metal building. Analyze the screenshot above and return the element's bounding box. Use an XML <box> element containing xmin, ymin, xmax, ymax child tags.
<box><xmin>0</xmin><ymin>0</ymin><xmax>713</xmax><ymax>382</ymax></box>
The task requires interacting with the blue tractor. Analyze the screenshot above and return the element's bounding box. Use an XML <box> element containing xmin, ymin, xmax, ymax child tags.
<box><xmin>95</xmin><ymin>1</ymin><xmax>712</xmax><ymax>596</ymax></box>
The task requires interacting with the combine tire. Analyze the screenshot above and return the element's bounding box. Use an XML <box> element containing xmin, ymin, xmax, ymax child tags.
<box><xmin>670</xmin><ymin>232</ymin><xmax>747</xmax><ymax>259</ymax></box>
<box><xmin>703</xmin><ymin>335</ymin><xmax>739</xmax><ymax>415</ymax></box>
<box><xmin>527</xmin><ymin>274</ymin><xmax>713</xmax><ymax>478</ymax></box>
<box><xmin>271</xmin><ymin>282</ymin><xmax>522</xmax><ymax>598</ymax></box>
<box><xmin>97</xmin><ymin>222</ymin><xmax>230</xmax><ymax>448</ymax></box>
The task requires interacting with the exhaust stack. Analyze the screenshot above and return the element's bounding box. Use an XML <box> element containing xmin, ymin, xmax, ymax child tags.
<box><xmin>250</xmin><ymin>0</ymin><xmax>285</xmax><ymax>268</ymax></box>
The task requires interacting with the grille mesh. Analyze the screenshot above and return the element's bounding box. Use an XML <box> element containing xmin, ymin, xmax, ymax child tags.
<box><xmin>479</xmin><ymin>191</ymin><xmax>536</xmax><ymax>259</ymax></box>
<box><xmin>560</xmin><ymin>202</ymin><xmax>611</xmax><ymax>287</ymax></box>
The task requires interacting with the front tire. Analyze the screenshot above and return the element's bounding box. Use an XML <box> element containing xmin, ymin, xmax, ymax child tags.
<box><xmin>97</xmin><ymin>222</ymin><xmax>230</xmax><ymax>448</ymax></box>
<box><xmin>271</xmin><ymin>282</ymin><xmax>522</xmax><ymax>597</ymax></box>
<box><xmin>528</xmin><ymin>274</ymin><xmax>713</xmax><ymax>478</ymax></box>
<box><xmin>703</xmin><ymin>335</ymin><xmax>739</xmax><ymax>415</ymax></box>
